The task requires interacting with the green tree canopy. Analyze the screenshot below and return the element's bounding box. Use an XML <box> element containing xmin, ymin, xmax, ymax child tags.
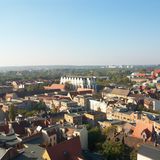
<box><xmin>88</xmin><ymin>127</ymin><xmax>105</xmax><ymax>151</ymax></box>
<box><xmin>9</xmin><ymin>105</ymin><xmax>16</xmax><ymax>121</ymax></box>
<box><xmin>101</xmin><ymin>141</ymin><xmax>126</xmax><ymax>160</ymax></box>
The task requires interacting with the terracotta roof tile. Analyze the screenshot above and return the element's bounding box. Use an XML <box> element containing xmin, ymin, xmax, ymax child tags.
<box><xmin>45</xmin><ymin>137</ymin><xmax>84</xmax><ymax>160</ymax></box>
<box><xmin>132</xmin><ymin>120</ymin><xmax>153</xmax><ymax>140</ymax></box>
<box><xmin>44</xmin><ymin>84</ymin><xmax>65</xmax><ymax>90</ymax></box>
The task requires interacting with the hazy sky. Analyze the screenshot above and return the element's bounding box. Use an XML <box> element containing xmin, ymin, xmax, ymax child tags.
<box><xmin>0</xmin><ymin>0</ymin><xmax>160</xmax><ymax>66</ymax></box>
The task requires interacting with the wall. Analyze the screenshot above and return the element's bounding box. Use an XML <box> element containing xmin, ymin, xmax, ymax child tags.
<box><xmin>137</xmin><ymin>154</ymin><xmax>152</xmax><ymax>160</ymax></box>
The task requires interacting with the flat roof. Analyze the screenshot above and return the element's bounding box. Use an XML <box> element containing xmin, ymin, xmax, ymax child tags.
<box><xmin>14</xmin><ymin>137</ymin><xmax>44</xmax><ymax>160</ymax></box>
<box><xmin>65</xmin><ymin>113</ymin><xmax>81</xmax><ymax>117</ymax></box>
<box><xmin>138</xmin><ymin>144</ymin><xmax>160</xmax><ymax>160</ymax></box>
<box><xmin>85</xmin><ymin>111</ymin><xmax>105</xmax><ymax>115</ymax></box>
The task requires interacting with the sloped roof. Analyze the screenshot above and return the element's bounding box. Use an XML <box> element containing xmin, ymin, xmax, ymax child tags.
<box><xmin>45</xmin><ymin>137</ymin><xmax>84</xmax><ymax>160</ymax></box>
<box><xmin>68</xmin><ymin>91</ymin><xmax>79</xmax><ymax>98</ymax></box>
<box><xmin>11</xmin><ymin>120</ymin><xmax>30</xmax><ymax>135</ymax></box>
<box><xmin>132</xmin><ymin>120</ymin><xmax>153</xmax><ymax>139</ymax></box>
<box><xmin>138</xmin><ymin>144</ymin><xmax>160</xmax><ymax>160</ymax></box>
<box><xmin>44</xmin><ymin>84</ymin><xmax>65</xmax><ymax>90</ymax></box>
<box><xmin>111</xmin><ymin>88</ymin><xmax>130</xmax><ymax>97</ymax></box>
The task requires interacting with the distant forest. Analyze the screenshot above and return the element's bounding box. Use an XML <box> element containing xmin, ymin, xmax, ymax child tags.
<box><xmin>0</xmin><ymin>65</ymin><xmax>159</xmax><ymax>86</ymax></box>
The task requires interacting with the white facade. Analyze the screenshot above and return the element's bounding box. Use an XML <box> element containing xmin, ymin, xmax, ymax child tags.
<box><xmin>90</xmin><ymin>100</ymin><xmax>108</xmax><ymax>113</ymax></box>
<box><xmin>153</xmin><ymin>100</ymin><xmax>160</xmax><ymax>111</ymax></box>
<box><xmin>137</xmin><ymin>154</ymin><xmax>152</xmax><ymax>160</ymax></box>
<box><xmin>60</xmin><ymin>76</ymin><xmax>96</xmax><ymax>89</ymax></box>
<box><xmin>73</xmin><ymin>126</ymin><xmax>88</xmax><ymax>150</ymax></box>
<box><xmin>42</xmin><ymin>129</ymin><xmax>57</xmax><ymax>146</ymax></box>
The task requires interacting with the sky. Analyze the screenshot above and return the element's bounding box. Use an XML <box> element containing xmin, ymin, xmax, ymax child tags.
<box><xmin>0</xmin><ymin>0</ymin><xmax>160</xmax><ymax>66</ymax></box>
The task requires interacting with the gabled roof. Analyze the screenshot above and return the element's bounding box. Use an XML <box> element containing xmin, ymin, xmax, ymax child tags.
<box><xmin>45</xmin><ymin>137</ymin><xmax>84</xmax><ymax>160</ymax></box>
<box><xmin>68</xmin><ymin>91</ymin><xmax>79</xmax><ymax>99</ymax></box>
<box><xmin>111</xmin><ymin>88</ymin><xmax>130</xmax><ymax>97</ymax></box>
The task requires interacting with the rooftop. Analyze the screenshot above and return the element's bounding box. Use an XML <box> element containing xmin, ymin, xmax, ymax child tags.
<box><xmin>45</xmin><ymin>137</ymin><xmax>84</xmax><ymax>160</ymax></box>
<box><xmin>138</xmin><ymin>144</ymin><xmax>160</xmax><ymax>160</ymax></box>
<box><xmin>85</xmin><ymin>111</ymin><xmax>106</xmax><ymax>116</ymax></box>
<box><xmin>14</xmin><ymin>136</ymin><xmax>44</xmax><ymax>160</ymax></box>
<box><xmin>111</xmin><ymin>88</ymin><xmax>130</xmax><ymax>97</ymax></box>
<box><xmin>65</xmin><ymin>113</ymin><xmax>81</xmax><ymax>117</ymax></box>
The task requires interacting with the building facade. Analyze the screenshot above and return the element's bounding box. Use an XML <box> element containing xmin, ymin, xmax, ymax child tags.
<box><xmin>60</xmin><ymin>76</ymin><xmax>97</xmax><ymax>90</ymax></box>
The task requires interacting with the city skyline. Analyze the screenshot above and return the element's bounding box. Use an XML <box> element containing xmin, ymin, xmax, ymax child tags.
<box><xmin>0</xmin><ymin>0</ymin><xmax>160</xmax><ymax>66</ymax></box>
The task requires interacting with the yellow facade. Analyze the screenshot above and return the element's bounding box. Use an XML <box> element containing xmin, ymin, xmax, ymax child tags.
<box><xmin>42</xmin><ymin>150</ymin><xmax>51</xmax><ymax>160</ymax></box>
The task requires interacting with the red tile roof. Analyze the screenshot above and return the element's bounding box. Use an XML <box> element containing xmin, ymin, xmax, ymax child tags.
<box><xmin>44</xmin><ymin>84</ymin><xmax>65</xmax><ymax>90</ymax></box>
<box><xmin>135</xmin><ymin>73</ymin><xmax>146</xmax><ymax>77</ymax></box>
<box><xmin>45</xmin><ymin>137</ymin><xmax>84</xmax><ymax>160</ymax></box>
<box><xmin>77</xmin><ymin>88</ymin><xmax>93</xmax><ymax>94</ymax></box>
<box><xmin>132</xmin><ymin>120</ymin><xmax>153</xmax><ymax>140</ymax></box>
<box><xmin>154</xmin><ymin>69</ymin><xmax>160</xmax><ymax>74</ymax></box>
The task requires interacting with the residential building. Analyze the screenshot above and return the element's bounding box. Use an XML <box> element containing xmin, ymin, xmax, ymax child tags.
<box><xmin>42</xmin><ymin>137</ymin><xmax>85</xmax><ymax>160</ymax></box>
<box><xmin>98</xmin><ymin>120</ymin><xmax>124</xmax><ymax>131</ymax></box>
<box><xmin>73</xmin><ymin>95</ymin><xmax>92</xmax><ymax>108</ymax></box>
<box><xmin>44</xmin><ymin>123</ymin><xmax>88</xmax><ymax>150</ymax></box>
<box><xmin>12</xmin><ymin>81</ymin><xmax>25</xmax><ymax>90</ymax></box>
<box><xmin>137</xmin><ymin>145</ymin><xmax>160</xmax><ymax>160</ymax></box>
<box><xmin>111</xmin><ymin>111</ymin><xmax>140</xmax><ymax>123</ymax></box>
<box><xmin>90</xmin><ymin>100</ymin><xmax>108</xmax><ymax>113</ymax></box>
<box><xmin>5</xmin><ymin>93</ymin><xmax>18</xmax><ymax>101</ymax></box>
<box><xmin>42</xmin><ymin>127</ymin><xmax>57</xmax><ymax>147</ymax></box>
<box><xmin>106</xmin><ymin>88</ymin><xmax>130</xmax><ymax>99</ymax></box>
<box><xmin>64</xmin><ymin>113</ymin><xmax>82</xmax><ymax>125</ymax></box>
<box><xmin>67</xmin><ymin>89</ymin><xmax>93</xmax><ymax>100</ymax></box>
<box><xmin>72</xmin><ymin>126</ymin><xmax>88</xmax><ymax>150</ymax></box>
<box><xmin>132</xmin><ymin>120</ymin><xmax>154</xmax><ymax>141</ymax></box>
<box><xmin>52</xmin><ymin>98</ymin><xmax>77</xmax><ymax>111</ymax></box>
<box><xmin>144</xmin><ymin>98</ymin><xmax>160</xmax><ymax>111</ymax></box>
<box><xmin>0</xmin><ymin>132</ymin><xmax>22</xmax><ymax>150</ymax></box>
<box><xmin>11</xmin><ymin>120</ymin><xmax>30</xmax><ymax>136</ymax></box>
<box><xmin>14</xmin><ymin>135</ymin><xmax>44</xmax><ymax>160</ymax></box>
<box><xmin>84</xmin><ymin>111</ymin><xmax>106</xmax><ymax>126</ymax></box>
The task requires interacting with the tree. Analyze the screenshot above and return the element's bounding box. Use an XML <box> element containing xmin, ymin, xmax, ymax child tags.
<box><xmin>92</xmin><ymin>92</ymin><xmax>102</xmax><ymax>100</ymax></box>
<box><xmin>88</xmin><ymin>127</ymin><xmax>105</xmax><ymax>151</ymax></box>
<box><xmin>101</xmin><ymin>141</ymin><xmax>126</xmax><ymax>160</ymax></box>
<box><xmin>130</xmin><ymin>149</ymin><xmax>137</xmax><ymax>160</ymax></box>
<box><xmin>103</xmin><ymin>126</ymin><xmax>117</xmax><ymax>137</ymax></box>
<box><xmin>9</xmin><ymin>105</ymin><xmax>16</xmax><ymax>121</ymax></box>
<box><xmin>64</xmin><ymin>82</ymin><xmax>73</xmax><ymax>91</ymax></box>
